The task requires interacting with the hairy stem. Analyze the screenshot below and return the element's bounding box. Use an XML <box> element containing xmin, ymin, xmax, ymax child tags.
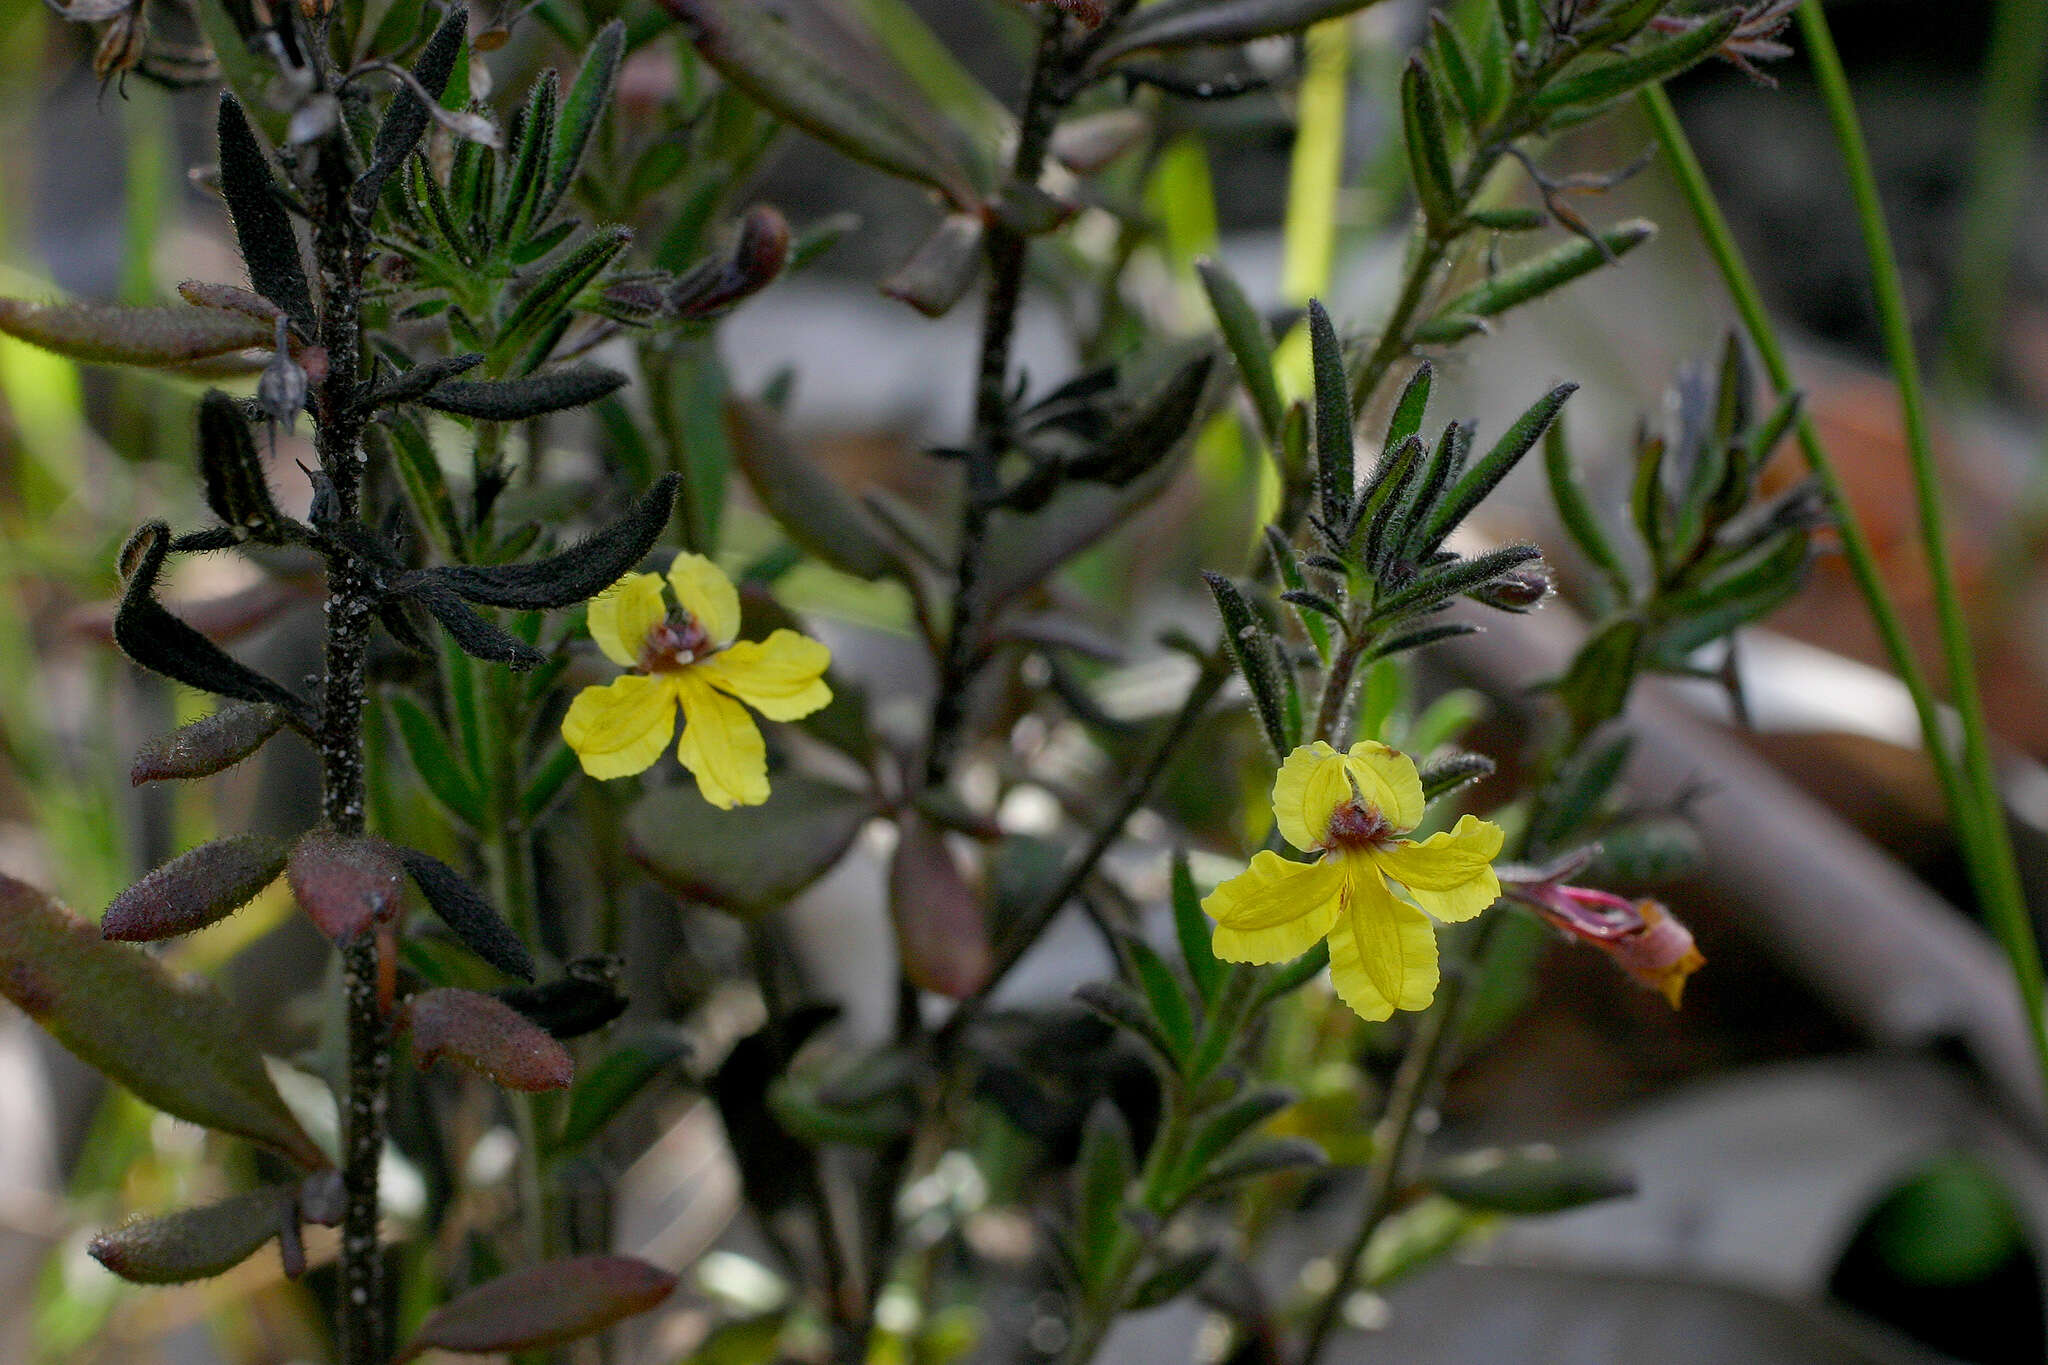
<box><xmin>306</xmin><ymin>109</ymin><xmax>382</xmax><ymax>1361</ymax></box>
<box><xmin>923</xmin><ymin>9</ymin><xmax>1068</xmax><ymax>784</ymax></box>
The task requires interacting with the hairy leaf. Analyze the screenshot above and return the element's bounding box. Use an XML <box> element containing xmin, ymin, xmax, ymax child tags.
<box><xmin>89</xmin><ymin>1185</ymin><xmax>296</xmax><ymax>1284</ymax></box>
<box><xmin>422</xmin><ymin>472</ymin><xmax>678</xmax><ymax>608</ymax></box>
<box><xmin>0</xmin><ymin>873</ymin><xmax>324</xmax><ymax>1167</ymax></box>
<box><xmin>397</xmin><ymin>847</ymin><xmax>535</xmax><ymax>981</ymax></box>
<box><xmin>420</xmin><ymin>363</ymin><xmax>628</xmax><ymax>420</ymax></box>
<box><xmin>1308</xmin><ymin>299</ymin><xmax>1353</xmax><ymax>530</ymax></box>
<box><xmin>288</xmin><ymin>830</ymin><xmax>405</xmax><ymax>944</ymax></box>
<box><xmin>103</xmin><ymin>834</ymin><xmax>290</xmax><ymax>941</ymax></box>
<box><xmin>356</xmin><ymin>3</ymin><xmax>469</xmax><ymax>209</ymax></box>
<box><xmin>131</xmin><ymin>702</ymin><xmax>287</xmax><ymax>784</ymax></box>
<box><xmin>0</xmin><ymin>298</ymin><xmax>271</xmax><ymax>367</ymax></box>
<box><xmin>216</xmin><ymin>94</ymin><xmax>315</xmax><ymax>331</ymax></box>
<box><xmin>197</xmin><ymin>390</ymin><xmax>292</xmax><ymax>541</ymax></box>
<box><xmin>408</xmin><ymin>986</ymin><xmax>574</xmax><ymax>1090</ymax></box>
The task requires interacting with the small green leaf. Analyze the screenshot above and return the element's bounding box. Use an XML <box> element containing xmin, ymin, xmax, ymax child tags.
<box><xmin>1124</xmin><ymin>934</ymin><xmax>1195</xmax><ymax>1059</ymax></box>
<box><xmin>1429</xmin><ymin>12</ymin><xmax>1483</xmax><ymax>124</ymax></box>
<box><xmin>89</xmin><ymin>1185</ymin><xmax>295</xmax><ymax>1284</ymax></box>
<box><xmin>1197</xmin><ymin>257</ymin><xmax>1284</xmax><ymax>443</ymax></box>
<box><xmin>1400</xmin><ymin>57</ymin><xmax>1459</xmax><ymax>228</ymax></box>
<box><xmin>553</xmin><ymin>1031</ymin><xmax>692</xmax><ymax>1155</ymax></box>
<box><xmin>1170</xmin><ymin>851</ymin><xmax>1223</xmax><ymax>1007</ymax></box>
<box><xmin>1127</xmin><ymin>1246</ymin><xmax>1218</xmax><ymax>1309</ymax></box>
<box><xmin>1308</xmin><ymin>299</ymin><xmax>1353</xmax><ymax>531</ymax></box>
<box><xmin>1413</xmin><ymin>221</ymin><xmax>1656</xmax><ymax>340</ymax></box>
<box><xmin>1265</xmin><ymin>525</ymin><xmax>1332</xmax><ymax>661</ymax></box>
<box><xmin>215</xmin><ymin>93</ymin><xmax>314</xmax><ymax>332</ymax></box>
<box><xmin>1531</xmin><ymin>721</ymin><xmax>1634</xmax><ymax>849</ymax></box>
<box><xmin>1533</xmin><ymin>10</ymin><xmax>1742</xmax><ymax>113</ymax></box>
<box><xmin>1362</xmin><ymin>1194</ymin><xmax>1481</xmax><ymax>1287</ymax></box>
<box><xmin>1075</xmin><ymin>1101</ymin><xmax>1135</xmax><ymax>1284</ymax></box>
<box><xmin>1417</xmin><ymin>382</ymin><xmax>1576</xmax><ymax>550</ymax></box>
<box><xmin>386</xmin><ymin>690</ymin><xmax>486</xmax><ymax>828</ymax></box>
<box><xmin>491</xmin><ymin>224</ymin><xmax>632</xmax><ymax>375</ymax></box>
<box><xmin>1543</xmin><ymin>416</ymin><xmax>1630</xmax><ymax>594</ymax></box>
<box><xmin>543</xmin><ymin>21</ymin><xmax>625</xmax><ymax>223</ymax></box>
<box><xmin>1202</xmin><ymin>572</ymin><xmax>1292</xmax><ymax>759</ymax></box>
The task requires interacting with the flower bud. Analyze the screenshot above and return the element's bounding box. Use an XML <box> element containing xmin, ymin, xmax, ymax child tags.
<box><xmin>1509</xmin><ymin>882</ymin><xmax>1705</xmax><ymax>1008</ymax></box>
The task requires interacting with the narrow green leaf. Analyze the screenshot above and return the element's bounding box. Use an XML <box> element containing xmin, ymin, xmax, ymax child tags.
<box><xmin>1418</xmin><ymin>382</ymin><xmax>1576</xmax><ymax>549</ymax></box>
<box><xmin>1417</xmin><ymin>221</ymin><xmax>1656</xmax><ymax>341</ymax></box>
<box><xmin>491</xmin><ymin>224</ymin><xmax>631</xmax><ymax>374</ymax></box>
<box><xmin>1202</xmin><ymin>572</ymin><xmax>1292</xmax><ymax>758</ymax></box>
<box><xmin>1169</xmin><ymin>851</ymin><xmax>1223</xmax><ymax>1007</ymax></box>
<box><xmin>1265</xmin><ymin>525</ymin><xmax>1332</xmax><ymax>661</ymax></box>
<box><xmin>1075</xmin><ymin>1101</ymin><xmax>1135</xmax><ymax>1284</ymax></box>
<box><xmin>1401</xmin><ymin>56</ymin><xmax>1459</xmax><ymax>228</ymax></box>
<box><xmin>1197</xmin><ymin>256</ymin><xmax>1284</xmax><ymax>443</ymax></box>
<box><xmin>1092</xmin><ymin>0</ymin><xmax>1393</xmax><ymax>67</ymax></box>
<box><xmin>542</xmin><ymin>21</ymin><xmax>625</xmax><ymax>223</ymax></box>
<box><xmin>727</xmin><ymin>399</ymin><xmax>899</xmax><ymax>580</ymax></box>
<box><xmin>1308</xmin><ymin>299</ymin><xmax>1353</xmax><ymax>530</ymax></box>
<box><xmin>1430</xmin><ymin>1144</ymin><xmax>1636</xmax><ymax>1215</ymax></box>
<box><xmin>551</xmin><ymin>1031</ymin><xmax>691</xmax><ymax>1155</ymax></box>
<box><xmin>1382</xmin><ymin>360</ymin><xmax>1434</xmax><ymax>449</ymax></box>
<box><xmin>386</xmin><ymin>690</ymin><xmax>486</xmax><ymax>828</ymax></box>
<box><xmin>1429</xmin><ymin>12</ymin><xmax>1483</xmax><ymax>124</ymax></box>
<box><xmin>1124</xmin><ymin>934</ymin><xmax>1195</xmax><ymax>1059</ymax></box>
<box><xmin>0</xmin><ymin>298</ymin><xmax>270</xmax><ymax>367</ymax></box>
<box><xmin>1534</xmin><ymin>11</ymin><xmax>1742</xmax><ymax>113</ymax></box>
<box><xmin>1542</xmin><ymin>417</ymin><xmax>1630</xmax><ymax>592</ymax></box>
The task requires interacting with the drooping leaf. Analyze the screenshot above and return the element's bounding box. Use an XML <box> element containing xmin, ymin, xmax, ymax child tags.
<box><xmin>0</xmin><ymin>298</ymin><xmax>272</xmax><ymax>367</ymax></box>
<box><xmin>215</xmin><ymin>93</ymin><xmax>315</xmax><ymax>332</ymax></box>
<box><xmin>659</xmin><ymin>0</ymin><xmax>982</xmax><ymax>210</ymax></box>
<box><xmin>407</xmin><ymin>986</ymin><xmax>574</xmax><ymax>1090</ymax></box>
<box><xmin>396</xmin><ymin>847</ymin><xmax>535</xmax><ymax>981</ymax></box>
<box><xmin>89</xmin><ymin>1185</ymin><xmax>297</xmax><ymax>1284</ymax></box>
<box><xmin>628</xmin><ymin>776</ymin><xmax>876</xmax><ymax>917</ymax></box>
<box><xmin>131</xmin><ymin>702</ymin><xmax>288</xmax><ymax>784</ymax></box>
<box><xmin>496</xmin><ymin>955</ymin><xmax>630</xmax><ymax>1039</ymax></box>
<box><xmin>727</xmin><ymin>402</ymin><xmax>899</xmax><ymax>579</ymax></box>
<box><xmin>112</xmin><ymin>524</ymin><xmax>315</xmax><ymax>725</ymax></box>
<box><xmin>196</xmin><ymin>389</ymin><xmax>294</xmax><ymax>541</ymax></box>
<box><xmin>0</xmin><ymin>873</ymin><xmax>325</xmax><ymax>1167</ymax></box>
<box><xmin>396</xmin><ymin>1256</ymin><xmax>676</xmax><ymax>1360</ymax></box>
<box><xmin>411</xmin><ymin>580</ymin><xmax>548</xmax><ymax>669</ymax></box>
<box><xmin>422</xmin><ymin>472</ymin><xmax>680</xmax><ymax>608</ymax></box>
<box><xmin>366</xmin><ymin>351</ymin><xmax>487</xmax><ymax>409</ymax></box>
<box><xmin>102</xmin><ymin>834</ymin><xmax>291</xmax><ymax>941</ymax></box>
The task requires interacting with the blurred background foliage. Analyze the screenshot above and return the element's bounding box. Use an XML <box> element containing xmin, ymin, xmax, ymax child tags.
<box><xmin>1</xmin><ymin>0</ymin><xmax>2047</xmax><ymax>1363</ymax></box>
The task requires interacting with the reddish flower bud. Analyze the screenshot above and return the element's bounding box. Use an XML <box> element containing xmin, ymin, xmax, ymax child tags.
<box><xmin>1509</xmin><ymin>882</ymin><xmax>1705</xmax><ymax>1008</ymax></box>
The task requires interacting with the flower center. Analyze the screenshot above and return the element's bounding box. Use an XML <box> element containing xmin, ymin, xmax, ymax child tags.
<box><xmin>638</xmin><ymin>612</ymin><xmax>711</xmax><ymax>672</ymax></box>
<box><xmin>1322</xmin><ymin>798</ymin><xmax>1392</xmax><ymax>852</ymax></box>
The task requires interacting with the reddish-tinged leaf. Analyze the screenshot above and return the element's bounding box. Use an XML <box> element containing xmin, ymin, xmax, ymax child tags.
<box><xmin>0</xmin><ymin>873</ymin><xmax>325</xmax><ymax>1167</ymax></box>
<box><xmin>287</xmin><ymin>830</ymin><xmax>405</xmax><ymax>943</ymax></box>
<box><xmin>889</xmin><ymin>815</ymin><xmax>991</xmax><ymax>999</ymax></box>
<box><xmin>408</xmin><ymin>987</ymin><xmax>575</xmax><ymax>1091</ymax></box>
<box><xmin>398</xmin><ymin>1255</ymin><xmax>676</xmax><ymax>1359</ymax></box>
<box><xmin>103</xmin><ymin>833</ymin><xmax>290</xmax><ymax>941</ymax></box>
<box><xmin>131</xmin><ymin>702</ymin><xmax>288</xmax><ymax>784</ymax></box>
<box><xmin>0</xmin><ymin>298</ymin><xmax>273</xmax><ymax>366</ymax></box>
<box><xmin>89</xmin><ymin>1185</ymin><xmax>296</xmax><ymax>1284</ymax></box>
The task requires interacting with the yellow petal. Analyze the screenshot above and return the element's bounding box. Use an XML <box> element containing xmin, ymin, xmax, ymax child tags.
<box><xmin>674</xmin><ymin>671</ymin><xmax>770</xmax><ymax>809</ymax></box>
<box><xmin>1270</xmin><ymin>740</ymin><xmax>1426</xmax><ymax>849</ymax></box>
<box><xmin>698</xmin><ymin>629</ymin><xmax>833</xmax><ymax>721</ymax></box>
<box><xmin>1371</xmin><ymin>813</ymin><xmax>1503</xmax><ymax>923</ymax></box>
<box><xmin>1326</xmin><ymin>868</ymin><xmax>1439</xmax><ymax>1021</ymax></box>
<box><xmin>667</xmin><ymin>552</ymin><xmax>741</xmax><ymax>648</ymax></box>
<box><xmin>561</xmin><ymin>674</ymin><xmax>678</xmax><ymax>780</ymax></box>
<box><xmin>1342</xmin><ymin>740</ymin><xmax>1425</xmax><ymax>832</ymax></box>
<box><xmin>1203</xmin><ymin>849</ymin><xmax>1344</xmax><ymax>964</ymax></box>
<box><xmin>1271</xmin><ymin>742</ymin><xmax>1351</xmax><ymax>852</ymax></box>
<box><xmin>586</xmin><ymin>572</ymin><xmax>666</xmax><ymax>667</ymax></box>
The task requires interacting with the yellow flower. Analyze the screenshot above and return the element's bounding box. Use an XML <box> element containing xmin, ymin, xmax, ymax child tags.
<box><xmin>1202</xmin><ymin>740</ymin><xmax>1503</xmax><ymax>1021</ymax></box>
<box><xmin>561</xmin><ymin>554</ymin><xmax>831</xmax><ymax>808</ymax></box>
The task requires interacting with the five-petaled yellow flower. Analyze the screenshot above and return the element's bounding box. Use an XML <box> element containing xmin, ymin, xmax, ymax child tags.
<box><xmin>1203</xmin><ymin>741</ymin><xmax>1504</xmax><ymax>1021</ymax></box>
<box><xmin>562</xmin><ymin>554</ymin><xmax>831</xmax><ymax>808</ymax></box>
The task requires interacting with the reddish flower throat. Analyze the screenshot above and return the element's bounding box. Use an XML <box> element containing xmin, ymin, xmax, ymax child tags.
<box><xmin>638</xmin><ymin>614</ymin><xmax>711</xmax><ymax>673</ymax></box>
<box><xmin>1322</xmin><ymin>799</ymin><xmax>1392</xmax><ymax>851</ymax></box>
